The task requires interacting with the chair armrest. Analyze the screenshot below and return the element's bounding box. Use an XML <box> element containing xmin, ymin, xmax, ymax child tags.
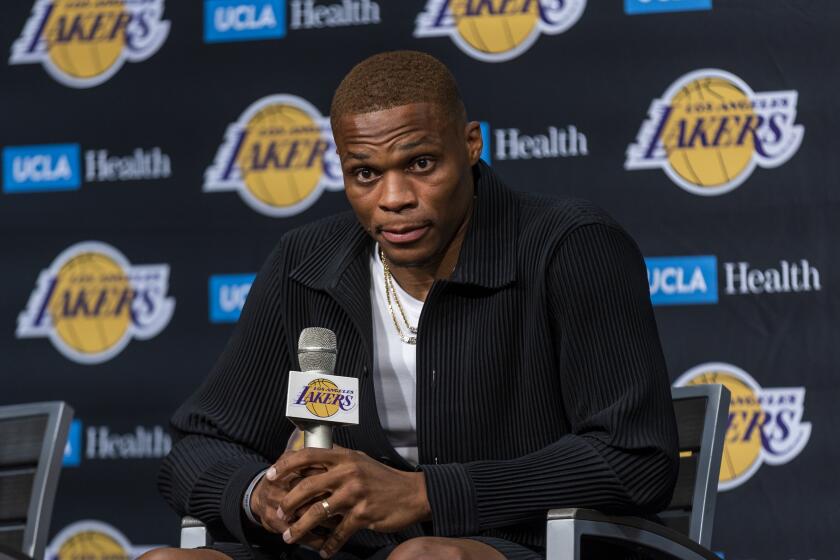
<box><xmin>180</xmin><ymin>516</ymin><xmax>212</xmax><ymax>549</ymax></box>
<box><xmin>547</xmin><ymin>508</ymin><xmax>720</xmax><ymax>560</ymax></box>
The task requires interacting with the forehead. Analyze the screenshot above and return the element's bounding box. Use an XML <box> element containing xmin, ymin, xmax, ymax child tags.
<box><xmin>333</xmin><ymin>103</ymin><xmax>455</xmax><ymax>148</ymax></box>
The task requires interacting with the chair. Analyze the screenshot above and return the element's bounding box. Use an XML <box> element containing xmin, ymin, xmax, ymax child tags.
<box><xmin>180</xmin><ymin>516</ymin><xmax>212</xmax><ymax>549</ymax></box>
<box><xmin>0</xmin><ymin>402</ymin><xmax>74</xmax><ymax>560</ymax></box>
<box><xmin>546</xmin><ymin>384</ymin><xmax>730</xmax><ymax>560</ymax></box>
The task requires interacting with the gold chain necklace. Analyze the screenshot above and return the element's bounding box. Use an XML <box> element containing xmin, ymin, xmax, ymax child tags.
<box><xmin>379</xmin><ymin>248</ymin><xmax>418</xmax><ymax>345</ymax></box>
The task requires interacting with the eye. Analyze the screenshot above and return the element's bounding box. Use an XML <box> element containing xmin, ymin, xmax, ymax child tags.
<box><xmin>409</xmin><ymin>157</ymin><xmax>435</xmax><ymax>172</ymax></box>
<box><xmin>353</xmin><ymin>168</ymin><xmax>377</xmax><ymax>183</ymax></box>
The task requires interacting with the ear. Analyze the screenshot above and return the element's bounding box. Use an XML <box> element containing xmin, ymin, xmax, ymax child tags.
<box><xmin>464</xmin><ymin>121</ymin><xmax>483</xmax><ymax>165</ymax></box>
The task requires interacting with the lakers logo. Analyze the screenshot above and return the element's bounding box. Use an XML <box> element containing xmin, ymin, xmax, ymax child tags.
<box><xmin>16</xmin><ymin>241</ymin><xmax>174</xmax><ymax>365</ymax></box>
<box><xmin>626</xmin><ymin>69</ymin><xmax>804</xmax><ymax>196</ymax></box>
<box><xmin>204</xmin><ymin>94</ymin><xmax>343</xmax><ymax>217</ymax></box>
<box><xmin>294</xmin><ymin>378</ymin><xmax>355</xmax><ymax>418</ymax></box>
<box><xmin>674</xmin><ymin>362</ymin><xmax>811</xmax><ymax>491</ymax></box>
<box><xmin>414</xmin><ymin>0</ymin><xmax>586</xmax><ymax>62</ymax></box>
<box><xmin>46</xmin><ymin>520</ymin><xmax>151</xmax><ymax>559</ymax></box>
<box><xmin>9</xmin><ymin>0</ymin><xmax>170</xmax><ymax>89</ymax></box>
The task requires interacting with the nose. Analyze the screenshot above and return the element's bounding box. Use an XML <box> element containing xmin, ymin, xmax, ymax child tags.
<box><xmin>378</xmin><ymin>171</ymin><xmax>417</xmax><ymax>213</ymax></box>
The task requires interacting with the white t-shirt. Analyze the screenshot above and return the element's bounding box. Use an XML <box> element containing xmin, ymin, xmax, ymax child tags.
<box><xmin>369</xmin><ymin>245</ymin><xmax>423</xmax><ymax>466</ymax></box>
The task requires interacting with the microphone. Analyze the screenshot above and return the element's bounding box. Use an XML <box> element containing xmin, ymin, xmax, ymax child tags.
<box><xmin>286</xmin><ymin>327</ymin><xmax>359</xmax><ymax>449</ymax></box>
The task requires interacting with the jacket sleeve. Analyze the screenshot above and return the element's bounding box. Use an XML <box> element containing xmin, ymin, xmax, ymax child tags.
<box><xmin>157</xmin><ymin>241</ymin><xmax>296</xmax><ymax>545</ymax></box>
<box><xmin>421</xmin><ymin>222</ymin><xmax>679</xmax><ymax>536</ymax></box>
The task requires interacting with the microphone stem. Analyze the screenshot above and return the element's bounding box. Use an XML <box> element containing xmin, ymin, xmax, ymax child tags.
<box><xmin>303</xmin><ymin>424</ymin><xmax>333</xmax><ymax>449</ymax></box>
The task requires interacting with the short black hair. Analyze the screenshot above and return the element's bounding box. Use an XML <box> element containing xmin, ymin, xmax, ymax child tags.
<box><xmin>330</xmin><ymin>50</ymin><xmax>466</xmax><ymax>128</ymax></box>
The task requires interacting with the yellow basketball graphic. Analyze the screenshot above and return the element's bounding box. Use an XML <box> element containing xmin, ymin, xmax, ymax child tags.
<box><xmin>238</xmin><ymin>104</ymin><xmax>324</xmax><ymax>209</ymax></box>
<box><xmin>17</xmin><ymin>242</ymin><xmax>174</xmax><ymax>364</ymax></box>
<box><xmin>684</xmin><ymin>370</ymin><xmax>762</xmax><ymax>486</ymax></box>
<box><xmin>56</xmin><ymin>529</ymin><xmax>131</xmax><ymax>560</ymax></box>
<box><xmin>450</xmin><ymin>0</ymin><xmax>539</xmax><ymax>56</ymax></box>
<box><xmin>10</xmin><ymin>0</ymin><xmax>170</xmax><ymax>88</ymax></box>
<box><xmin>662</xmin><ymin>77</ymin><xmax>755</xmax><ymax>189</ymax></box>
<box><xmin>44</xmin><ymin>0</ymin><xmax>127</xmax><ymax>80</ymax></box>
<box><xmin>414</xmin><ymin>0</ymin><xmax>586</xmax><ymax>62</ymax></box>
<box><xmin>48</xmin><ymin>252</ymin><xmax>131</xmax><ymax>356</ymax></box>
<box><xmin>305</xmin><ymin>378</ymin><xmax>341</xmax><ymax>418</ymax></box>
<box><xmin>204</xmin><ymin>95</ymin><xmax>342</xmax><ymax>217</ymax></box>
<box><xmin>626</xmin><ymin>69</ymin><xmax>804</xmax><ymax>196</ymax></box>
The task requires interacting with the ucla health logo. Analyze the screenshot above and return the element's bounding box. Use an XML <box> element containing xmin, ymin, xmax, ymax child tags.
<box><xmin>205</xmin><ymin>0</ymin><xmax>285</xmax><ymax>42</ymax></box>
<box><xmin>674</xmin><ymin>363</ymin><xmax>811</xmax><ymax>491</ymax></box>
<box><xmin>626</xmin><ymin>69</ymin><xmax>803</xmax><ymax>195</ymax></box>
<box><xmin>17</xmin><ymin>241</ymin><xmax>174</xmax><ymax>364</ymax></box>
<box><xmin>3</xmin><ymin>143</ymin><xmax>170</xmax><ymax>193</ymax></box>
<box><xmin>646</xmin><ymin>255</ymin><xmax>717</xmax><ymax>306</ymax></box>
<box><xmin>10</xmin><ymin>0</ymin><xmax>170</xmax><ymax>89</ymax></box>
<box><xmin>2</xmin><ymin>144</ymin><xmax>80</xmax><ymax>193</ymax></box>
<box><xmin>414</xmin><ymin>0</ymin><xmax>586</xmax><ymax>63</ymax></box>
<box><xmin>624</xmin><ymin>0</ymin><xmax>711</xmax><ymax>15</ymax></box>
<box><xmin>209</xmin><ymin>273</ymin><xmax>256</xmax><ymax>323</ymax></box>
<box><xmin>483</xmin><ymin>122</ymin><xmax>588</xmax><ymax>162</ymax></box>
<box><xmin>204</xmin><ymin>0</ymin><xmax>379</xmax><ymax>42</ymax></box>
<box><xmin>204</xmin><ymin>94</ymin><xmax>343</xmax><ymax>217</ymax></box>
<box><xmin>63</xmin><ymin>419</ymin><xmax>171</xmax><ymax>466</ymax></box>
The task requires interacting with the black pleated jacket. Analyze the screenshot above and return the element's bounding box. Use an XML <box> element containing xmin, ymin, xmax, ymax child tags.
<box><xmin>158</xmin><ymin>162</ymin><xmax>679</xmax><ymax>558</ymax></box>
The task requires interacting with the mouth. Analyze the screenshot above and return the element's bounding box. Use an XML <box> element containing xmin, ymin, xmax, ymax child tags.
<box><xmin>378</xmin><ymin>223</ymin><xmax>431</xmax><ymax>245</ymax></box>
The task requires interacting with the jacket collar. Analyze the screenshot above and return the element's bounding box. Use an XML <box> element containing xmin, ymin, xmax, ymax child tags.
<box><xmin>289</xmin><ymin>160</ymin><xmax>518</xmax><ymax>291</ymax></box>
<box><xmin>449</xmin><ymin>161</ymin><xmax>518</xmax><ymax>289</ymax></box>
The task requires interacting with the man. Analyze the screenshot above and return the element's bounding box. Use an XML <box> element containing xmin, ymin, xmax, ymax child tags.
<box><xmin>148</xmin><ymin>51</ymin><xmax>678</xmax><ymax>560</ymax></box>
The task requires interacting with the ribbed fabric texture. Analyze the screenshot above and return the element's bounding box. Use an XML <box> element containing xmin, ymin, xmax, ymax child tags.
<box><xmin>158</xmin><ymin>162</ymin><xmax>678</xmax><ymax>559</ymax></box>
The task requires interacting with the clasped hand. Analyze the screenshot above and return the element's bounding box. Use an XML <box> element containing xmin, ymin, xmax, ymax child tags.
<box><xmin>250</xmin><ymin>446</ymin><xmax>431</xmax><ymax>558</ymax></box>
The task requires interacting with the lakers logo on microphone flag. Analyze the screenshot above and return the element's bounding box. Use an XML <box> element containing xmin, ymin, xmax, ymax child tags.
<box><xmin>287</xmin><ymin>371</ymin><xmax>359</xmax><ymax>425</ymax></box>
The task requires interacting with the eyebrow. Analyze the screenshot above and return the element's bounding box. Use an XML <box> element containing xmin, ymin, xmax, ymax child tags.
<box><xmin>344</xmin><ymin>137</ymin><xmax>440</xmax><ymax>162</ymax></box>
<box><xmin>396</xmin><ymin>137</ymin><xmax>437</xmax><ymax>151</ymax></box>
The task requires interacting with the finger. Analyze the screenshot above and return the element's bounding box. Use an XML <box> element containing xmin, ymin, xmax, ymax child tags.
<box><xmin>258</xmin><ymin>502</ymin><xmax>294</xmax><ymax>535</ymax></box>
<box><xmin>283</xmin><ymin>492</ymin><xmax>349</xmax><ymax>546</ymax></box>
<box><xmin>265</xmin><ymin>462</ymin><xmax>307</xmax><ymax>483</ymax></box>
<box><xmin>270</xmin><ymin>448</ymin><xmax>344</xmax><ymax>481</ymax></box>
<box><xmin>261</xmin><ymin>463</ymin><xmax>305</xmax><ymax>491</ymax></box>
<box><xmin>260</xmin><ymin>514</ymin><xmax>286</xmax><ymax>535</ymax></box>
<box><xmin>263</xmin><ymin>474</ymin><xmax>303</xmax><ymax>506</ymax></box>
<box><xmin>261</xmin><ymin>514</ymin><xmax>328</xmax><ymax>551</ymax></box>
<box><xmin>280</xmin><ymin>470</ymin><xmax>344</xmax><ymax>516</ymax></box>
<box><xmin>253</xmin><ymin>474</ymin><xmax>304</xmax><ymax>522</ymax></box>
<box><xmin>318</xmin><ymin>515</ymin><xmax>362</xmax><ymax>559</ymax></box>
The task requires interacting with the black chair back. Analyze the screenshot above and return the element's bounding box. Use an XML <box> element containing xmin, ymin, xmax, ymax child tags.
<box><xmin>660</xmin><ymin>385</ymin><xmax>730</xmax><ymax>549</ymax></box>
<box><xmin>0</xmin><ymin>402</ymin><xmax>73</xmax><ymax>559</ymax></box>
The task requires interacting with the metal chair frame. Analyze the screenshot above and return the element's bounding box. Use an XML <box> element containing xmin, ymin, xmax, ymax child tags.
<box><xmin>180</xmin><ymin>515</ymin><xmax>212</xmax><ymax>549</ymax></box>
<box><xmin>0</xmin><ymin>401</ymin><xmax>73</xmax><ymax>560</ymax></box>
<box><xmin>546</xmin><ymin>384</ymin><xmax>730</xmax><ymax>559</ymax></box>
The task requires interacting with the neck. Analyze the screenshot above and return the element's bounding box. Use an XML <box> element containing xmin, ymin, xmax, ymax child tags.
<box><xmin>386</xmin><ymin>202</ymin><xmax>473</xmax><ymax>302</ymax></box>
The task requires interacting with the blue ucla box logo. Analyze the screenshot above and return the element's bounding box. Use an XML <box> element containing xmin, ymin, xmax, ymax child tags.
<box><xmin>645</xmin><ymin>256</ymin><xmax>718</xmax><ymax>306</ymax></box>
<box><xmin>3</xmin><ymin>144</ymin><xmax>81</xmax><ymax>193</ymax></box>
<box><xmin>209</xmin><ymin>274</ymin><xmax>257</xmax><ymax>323</ymax></box>
<box><xmin>625</xmin><ymin>0</ymin><xmax>712</xmax><ymax>15</ymax></box>
<box><xmin>204</xmin><ymin>0</ymin><xmax>286</xmax><ymax>42</ymax></box>
<box><xmin>63</xmin><ymin>419</ymin><xmax>82</xmax><ymax>467</ymax></box>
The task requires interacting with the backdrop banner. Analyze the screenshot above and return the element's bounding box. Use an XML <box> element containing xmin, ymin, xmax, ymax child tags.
<box><xmin>1</xmin><ymin>1</ymin><xmax>837</xmax><ymax>559</ymax></box>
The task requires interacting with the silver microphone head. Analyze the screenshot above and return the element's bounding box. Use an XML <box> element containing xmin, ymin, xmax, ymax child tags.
<box><xmin>298</xmin><ymin>327</ymin><xmax>337</xmax><ymax>373</ymax></box>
